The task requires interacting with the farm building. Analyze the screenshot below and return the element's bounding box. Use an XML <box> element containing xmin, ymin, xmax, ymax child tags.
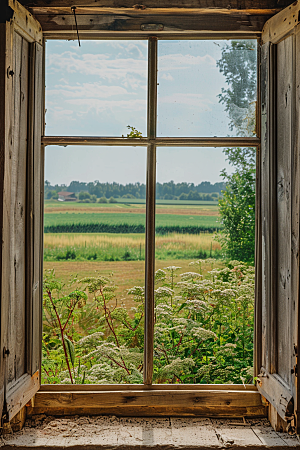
<box><xmin>57</xmin><ymin>191</ymin><xmax>77</xmax><ymax>201</ymax></box>
<box><xmin>0</xmin><ymin>0</ymin><xmax>300</xmax><ymax>443</ymax></box>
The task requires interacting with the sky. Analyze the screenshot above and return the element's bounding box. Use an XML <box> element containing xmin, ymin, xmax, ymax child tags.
<box><xmin>45</xmin><ymin>39</ymin><xmax>256</xmax><ymax>186</ymax></box>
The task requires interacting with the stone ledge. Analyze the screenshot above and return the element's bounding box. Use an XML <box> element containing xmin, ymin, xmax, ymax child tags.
<box><xmin>1</xmin><ymin>417</ymin><xmax>299</xmax><ymax>449</ymax></box>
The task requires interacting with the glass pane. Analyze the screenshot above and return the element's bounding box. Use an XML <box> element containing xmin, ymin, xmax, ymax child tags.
<box><xmin>43</xmin><ymin>146</ymin><xmax>146</xmax><ymax>384</ymax></box>
<box><xmin>46</xmin><ymin>41</ymin><xmax>147</xmax><ymax>136</ymax></box>
<box><xmin>157</xmin><ymin>40</ymin><xmax>257</xmax><ymax>137</ymax></box>
<box><xmin>154</xmin><ymin>147</ymin><xmax>255</xmax><ymax>384</ymax></box>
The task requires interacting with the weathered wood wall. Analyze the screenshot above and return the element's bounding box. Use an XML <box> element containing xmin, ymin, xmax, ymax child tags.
<box><xmin>258</xmin><ymin>3</ymin><xmax>300</xmax><ymax>433</ymax></box>
<box><xmin>0</xmin><ymin>0</ymin><xmax>43</xmax><ymax>422</ymax></box>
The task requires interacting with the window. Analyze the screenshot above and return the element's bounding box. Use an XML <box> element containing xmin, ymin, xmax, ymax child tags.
<box><xmin>1</xmin><ymin>0</ymin><xmax>299</xmax><ymax>433</ymax></box>
<box><xmin>43</xmin><ymin>37</ymin><xmax>259</xmax><ymax>387</ymax></box>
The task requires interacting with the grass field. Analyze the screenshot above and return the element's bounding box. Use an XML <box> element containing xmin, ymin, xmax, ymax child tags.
<box><xmin>43</xmin><ymin>259</ymin><xmax>223</xmax><ymax>310</ymax></box>
<box><xmin>44</xmin><ymin>212</ymin><xmax>220</xmax><ymax>228</ymax></box>
<box><xmin>44</xmin><ymin>232</ymin><xmax>221</xmax><ymax>262</ymax></box>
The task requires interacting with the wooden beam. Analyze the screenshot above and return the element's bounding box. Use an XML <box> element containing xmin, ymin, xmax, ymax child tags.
<box><xmin>19</xmin><ymin>0</ymin><xmax>294</xmax><ymax>10</ymax></box>
<box><xmin>28</xmin><ymin>7</ymin><xmax>283</xmax><ymax>15</ymax></box>
<box><xmin>42</xmin><ymin>136</ymin><xmax>260</xmax><ymax>147</ymax></box>
<box><xmin>38</xmin><ymin>384</ymin><xmax>260</xmax><ymax>391</ymax></box>
<box><xmin>30</xmin><ymin>11</ymin><xmax>270</xmax><ymax>35</ymax></box>
<box><xmin>28</xmin><ymin>388</ymin><xmax>267</xmax><ymax>418</ymax></box>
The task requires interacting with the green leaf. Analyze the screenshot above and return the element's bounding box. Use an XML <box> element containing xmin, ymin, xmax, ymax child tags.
<box><xmin>64</xmin><ymin>336</ymin><xmax>75</xmax><ymax>368</ymax></box>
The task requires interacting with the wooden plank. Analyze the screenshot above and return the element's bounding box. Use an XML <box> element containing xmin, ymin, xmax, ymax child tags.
<box><xmin>257</xmin><ymin>372</ymin><xmax>293</xmax><ymax>421</ymax></box>
<box><xmin>28</xmin><ymin>405</ymin><xmax>267</xmax><ymax>418</ymax></box>
<box><xmin>32</xmin><ymin>11</ymin><xmax>268</xmax><ymax>34</ymax></box>
<box><xmin>276</xmin><ymin>35</ymin><xmax>293</xmax><ymax>387</ymax></box>
<box><xmin>262</xmin><ymin>1</ymin><xmax>300</xmax><ymax>44</ymax></box>
<box><xmin>8</xmin><ymin>31</ymin><xmax>29</xmax><ymax>383</ymax></box>
<box><xmin>268</xmin><ymin>403</ymin><xmax>289</xmax><ymax>433</ymax></box>
<box><xmin>294</xmin><ymin>23</ymin><xmax>300</xmax><ymax>438</ymax></box>
<box><xmin>6</xmin><ymin>371</ymin><xmax>39</xmax><ymax>420</ymax></box>
<box><xmin>0</xmin><ymin>21</ymin><xmax>7</xmax><ymax>422</ymax></box>
<box><xmin>42</xmin><ymin>136</ymin><xmax>260</xmax><ymax>147</ymax></box>
<box><xmin>260</xmin><ymin>41</ymin><xmax>270</xmax><ymax>374</ymax></box>
<box><xmin>29</xmin><ymin>6</ymin><xmax>284</xmax><ymax>16</ymax></box>
<box><xmin>28</xmin><ymin>389</ymin><xmax>267</xmax><ymax>418</ymax></box>
<box><xmin>39</xmin><ymin>384</ymin><xmax>259</xmax><ymax>391</ymax></box>
<box><xmin>32</xmin><ymin>42</ymin><xmax>43</xmax><ymax>377</ymax></box>
<box><xmin>19</xmin><ymin>0</ymin><xmax>294</xmax><ymax>9</ymax></box>
<box><xmin>34</xmin><ymin>390</ymin><xmax>264</xmax><ymax>409</ymax></box>
<box><xmin>8</xmin><ymin>0</ymin><xmax>42</xmax><ymax>44</ymax></box>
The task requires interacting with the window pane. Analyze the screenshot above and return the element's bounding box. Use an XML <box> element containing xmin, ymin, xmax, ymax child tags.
<box><xmin>157</xmin><ymin>40</ymin><xmax>257</xmax><ymax>137</ymax></box>
<box><xmin>45</xmin><ymin>41</ymin><xmax>147</xmax><ymax>137</ymax></box>
<box><xmin>154</xmin><ymin>147</ymin><xmax>255</xmax><ymax>384</ymax></box>
<box><xmin>43</xmin><ymin>146</ymin><xmax>146</xmax><ymax>384</ymax></box>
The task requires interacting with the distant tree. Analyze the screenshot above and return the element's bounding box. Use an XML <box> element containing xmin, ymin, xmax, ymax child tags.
<box><xmin>79</xmin><ymin>191</ymin><xmax>91</xmax><ymax>201</ymax></box>
<box><xmin>98</xmin><ymin>197</ymin><xmax>108</xmax><ymax>204</ymax></box>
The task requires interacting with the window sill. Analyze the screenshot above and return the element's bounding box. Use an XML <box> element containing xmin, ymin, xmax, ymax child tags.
<box><xmin>28</xmin><ymin>385</ymin><xmax>266</xmax><ymax>418</ymax></box>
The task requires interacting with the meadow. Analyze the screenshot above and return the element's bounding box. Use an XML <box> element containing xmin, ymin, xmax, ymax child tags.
<box><xmin>42</xmin><ymin>201</ymin><xmax>254</xmax><ymax>385</ymax></box>
<box><xmin>44</xmin><ymin>232</ymin><xmax>222</xmax><ymax>262</ymax></box>
<box><xmin>43</xmin><ymin>259</ymin><xmax>254</xmax><ymax>384</ymax></box>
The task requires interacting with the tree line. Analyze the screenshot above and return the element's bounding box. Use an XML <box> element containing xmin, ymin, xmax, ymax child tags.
<box><xmin>44</xmin><ymin>180</ymin><xmax>225</xmax><ymax>202</ymax></box>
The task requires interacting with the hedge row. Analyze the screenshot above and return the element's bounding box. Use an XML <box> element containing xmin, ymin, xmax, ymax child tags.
<box><xmin>44</xmin><ymin>223</ymin><xmax>222</xmax><ymax>235</ymax></box>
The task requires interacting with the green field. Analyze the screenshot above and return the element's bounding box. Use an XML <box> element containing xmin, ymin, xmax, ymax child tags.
<box><xmin>44</xmin><ymin>212</ymin><xmax>219</xmax><ymax>228</ymax></box>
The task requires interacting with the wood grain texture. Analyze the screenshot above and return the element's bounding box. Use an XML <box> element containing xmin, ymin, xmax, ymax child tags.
<box><xmin>39</xmin><ymin>384</ymin><xmax>258</xmax><ymax>391</ymax></box>
<box><xmin>32</xmin><ymin>11</ymin><xmax>268</xmax><ymax>34</ymax></box>
<box><xmin>29</xmin><ymin>389</ymin><xmax>267</xmax><ymax>418</ymax></box>
<box><xmin>294</xmin><ymin>24</ymin><xmax>300</xmax><ymax>437</ymax></box>
<box><xmin>42</xmin><ymin>136</ymin><xmax>260</xmax><ymax>147</ymax></box>
<box><xmin>260</xmin><ymin>41</ymin><xmax>270</xmax><ymax>374</ymax></box>
<box><xmin>6</xmin><ymin>371</ymin><xmax>39</xmax><ymax>420</ymax></box>
<box><xmin>262</xmin><ymin>0</ymin><xmax>300</xmax><ymax>44</ymax></box>
<box><xmin>8</xmin><ymin>31</ymin><xmax>29</xmax><ymax>383</ymax></box>
<box><xmin>8</xmin><ymin>0</ymin><xmax>42</xmax><ymax>44</ymax></box>
<box><xmin>0</xmin><ymin>22</ymin><xmax>7</xmax><ymax>422</ymax></box>
<box><xmin>32</xmin><ymin>42</ymin><xmax>43</xmax><ymax>377</ymax></box>
<box><xmin>276</xmin><ymin>35</ymin><xmax>293</xmax><ymax>386</ymax></box>
<box><xmin>18</xmin><ymin>0</ymin><xmax>294</xmax><ymax>9</ymax></box>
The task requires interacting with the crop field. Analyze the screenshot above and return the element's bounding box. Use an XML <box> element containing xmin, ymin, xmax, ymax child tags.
<box><xmin>44</xmin><ymin>232</ymin><xmax>221</xmax><ymax>262</ymax></box>
<box><xmin>44</xmin><ymin>200</ymin><xmax>221</xmax><ymax>235</ymax></box>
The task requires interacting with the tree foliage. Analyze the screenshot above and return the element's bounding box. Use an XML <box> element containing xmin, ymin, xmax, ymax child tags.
<box><xmin>217</xmin><ymin>40</ymin><xmax>257</xmax><ymax>262</ymax></box>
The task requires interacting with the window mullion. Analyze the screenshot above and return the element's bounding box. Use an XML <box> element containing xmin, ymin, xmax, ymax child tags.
<box><xmin>144</xmin><ymin>36</ymin><xmax>157</xmax><ymax>386</ymax></box>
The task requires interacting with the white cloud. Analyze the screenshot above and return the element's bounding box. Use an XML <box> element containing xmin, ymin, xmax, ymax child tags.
<box><xmin>159</xmin><ymin>53</ymin><xmax>216</xmax><ymax>72</ymax></box>
<box><xmin>48</xmin><ymin>82</ymin><xmax>130</xmax><ymax>99</ymax></box>
<box><xmin>47</xmin><ymin>51</ymin><xmax>147</xmax><ymax>83</ymax></box>
<box><xmin>64</xmin><ymin>98</ymin><xmax>146</xmax><ymax>114</ymax></box>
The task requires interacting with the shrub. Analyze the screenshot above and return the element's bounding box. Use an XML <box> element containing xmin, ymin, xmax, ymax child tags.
<box><xmin>42</xmin><ymin>259</ymin><xmax>254</xmax><ymax>385</ymax></box>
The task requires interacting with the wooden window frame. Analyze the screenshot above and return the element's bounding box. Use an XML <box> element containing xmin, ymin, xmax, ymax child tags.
<box><xmin>36</xmin><ymin>31</ymin><xmax>264</xmax><ymax>417</ymax></box>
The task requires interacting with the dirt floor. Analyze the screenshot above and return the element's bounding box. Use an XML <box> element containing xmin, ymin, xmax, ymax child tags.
<box><xmin>1</xmin><ymin>416</ymin><xmax>299</xmax><ymax>448</ymax></box>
